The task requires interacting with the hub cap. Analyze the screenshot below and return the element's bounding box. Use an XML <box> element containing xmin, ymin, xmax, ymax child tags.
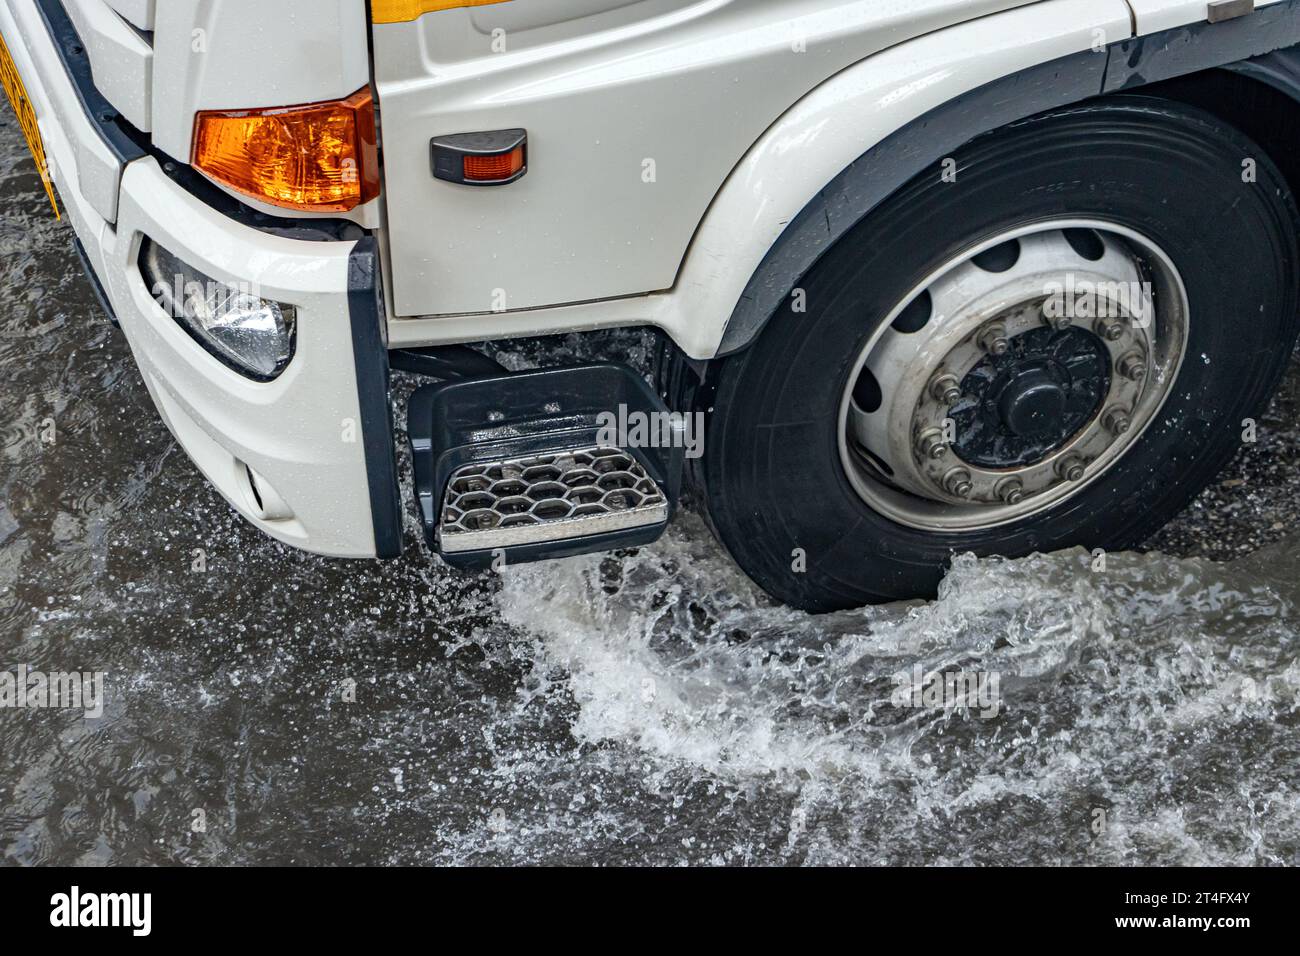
<box><xmin>839</xmin><ymin>222</ymin><xmax>1189</xmax><ymax>532</ymax></box>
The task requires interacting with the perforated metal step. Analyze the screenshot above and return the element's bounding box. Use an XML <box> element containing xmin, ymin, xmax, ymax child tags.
<box><xmin>439</xmin><ymin>447</ymin><xmax>668</xmax><ymax>553</ymax></box>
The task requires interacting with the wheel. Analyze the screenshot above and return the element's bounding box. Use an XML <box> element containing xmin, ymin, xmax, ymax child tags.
<box><xmin>689</xmin><ymin>97</ymin><xmax>1300</xmax><ymax>611</ymax></box>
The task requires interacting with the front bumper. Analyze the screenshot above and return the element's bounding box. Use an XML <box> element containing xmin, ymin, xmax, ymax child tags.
<box><xmin>1</xmin><ymin>0</ymin><xmax>400</xmax><ymax>558</ymax></box>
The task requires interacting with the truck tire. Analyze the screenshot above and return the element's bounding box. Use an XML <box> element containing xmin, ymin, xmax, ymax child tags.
<box><xmin>688</xmin><ymin>97</ymin><xmax>1300</xmax><ymax>611</ymax></box>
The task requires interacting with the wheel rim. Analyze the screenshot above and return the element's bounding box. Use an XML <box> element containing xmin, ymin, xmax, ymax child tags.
<box><xmin>838</xmin><ymin>220</ymin><xmax>1190</xmax><ymax>532</ymax></box>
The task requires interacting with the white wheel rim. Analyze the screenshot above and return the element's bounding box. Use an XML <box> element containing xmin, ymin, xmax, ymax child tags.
<box><xmin>837</xmin><ymin>220</ymin><xmax>1190</xmax><ymax>532</ymax></box>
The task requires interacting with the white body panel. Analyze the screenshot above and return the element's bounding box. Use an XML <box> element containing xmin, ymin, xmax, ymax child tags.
<box><xmin>373</xmin><ymin>0</ymin><xmax>1040</xmax><ymax>318</ymax></box>
<box><xmin>385</xmin><ymin>0</ymin><xmax>1134</xmax><ymax>358</ymax></box>
<box><xmin>103</xmin><ymin>0</ymin><xmax>151</xmax><ymax>30</ymax></box>
<box><xmin>1128</xmin><ymin>0</ymin><xmax>1285</xmax><ymax>32</ymax></box>
<box><xmin>64</xmin><ymin>0</ymin><xmax>152</xmax><ymax>131</ymax></box>
<box><xmin>149</xmin><ymin>0</ymin><xmax>371</xmax><ymax>162</ymax></box>
<box><xmin>108</xmin><ymin>160</ymin><xmax>379</xmax><ymax>557</ymax></box>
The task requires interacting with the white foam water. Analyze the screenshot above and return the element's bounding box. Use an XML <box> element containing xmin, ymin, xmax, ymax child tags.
<box><xmin>487</xmin><ymin>514</ymin><xmax>1300</xmax><ymax>865</ymax></box>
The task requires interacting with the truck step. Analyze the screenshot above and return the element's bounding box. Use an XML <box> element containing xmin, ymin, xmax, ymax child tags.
<box><xmin>407</xmin><ymin>363</ymin><xmax>683</xmax><ymax>568</ymax></box>
<box><xmin>439</xmin><ymin>447</ymin><xmax>668</xmax><ymax>553</ymax></box>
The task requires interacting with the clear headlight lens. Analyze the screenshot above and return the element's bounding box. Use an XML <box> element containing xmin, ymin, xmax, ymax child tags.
<box><xmin>140</xmin><ymin>239</ymin><xmax>297</xmax><ymax>381</ymax></box>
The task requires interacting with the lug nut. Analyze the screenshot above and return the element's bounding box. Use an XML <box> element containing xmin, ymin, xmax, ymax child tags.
<box><xmin>1102</xmin><ymin>407</ymin><xmax>1132</xmax><ymax>436</ymax></box>
<box><xmin>977</xmin><ymin>323</ymin><xmax>1010</xmax><ymax>357</ymax></box>
<box><xmin>996</xmin><ymin>478</ymin><xmax>1025</xmax><ymax>505</ymax></box>
<box><xmin>1056</xmin><ymin>456</ymin><xmax>1087</xmax><ymax>482</ymax></box>
<box><xmin>1041</xmin><ymin>299</ymin><xmax>1073</xmax><ymax>332</ymax></box>
<box><xmin>1117</xmin><ymin>351</ymin><xmax>1148</xmax><ymax>382</ymax></box>
<box><xmin>916</xmin><ymin>428</ymin><xmax>949</xmax><ymax>461</ymax></box>
<box><xmin>930</xmin><ymin>373</ymin><xmax>962</xmax><ymax>406</ymax></box>
<box><xmin>942</xmin><ymin>468</ymin><xmax>974</xmax><ymax>499</ymax></box>
<box><xmin>1094</xmin><ymin>317</ymin><xmax>1125</xmax><ymax>342</ymax></box>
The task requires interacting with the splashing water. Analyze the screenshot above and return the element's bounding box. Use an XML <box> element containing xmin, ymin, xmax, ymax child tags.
<box><xmin>487</xmin><ymin>515</ymin><xmax>1299</xmax><ymax>865</ymax></box>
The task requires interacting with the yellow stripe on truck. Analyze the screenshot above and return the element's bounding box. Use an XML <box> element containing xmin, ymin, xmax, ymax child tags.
<box><xmin>371</xmin><ymin>0</ymin><xmax>512</xmax><ymax>23</ymax></box>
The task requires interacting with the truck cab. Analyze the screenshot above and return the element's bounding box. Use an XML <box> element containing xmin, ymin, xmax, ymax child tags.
<box><xmin>4</xmin><ymin>0</ymin><xmax>1300</xmax><ymax>609</ymax></box>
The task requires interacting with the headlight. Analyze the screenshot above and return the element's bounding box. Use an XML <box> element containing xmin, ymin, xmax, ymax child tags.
<box><xmin>140</xmin><ymin>239</ymin><xmax>297</xmax><ymax>381</ymax></box>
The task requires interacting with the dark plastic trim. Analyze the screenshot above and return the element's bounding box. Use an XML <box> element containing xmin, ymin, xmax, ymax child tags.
<box><xmin>1223</xmin><ymin>45</ymin><xmax>1300</xmax><ymax>101</ymax></box>
<box><xmin>348</xmin><ymin>237</ymin><xmax>403</xmax><ymax>559</ymax></box>
<box><xmin>152</xmin><ymin>160</ymin><xmax>363</xmax><ymax>241</ymax></box>
<box><xmin>430</xmin><ymin>129</ymin><xmax>527</xmax><ymax>186</ymax></box>
<box><xmin>70</xmin><ymin>235</ymin><xmax>117</xmax><ymax>327</ymax></box>
<box><xmin>389</xmin><ymin>345</ymin><xmax>507</xmax><ymax>380</ymax></box>
<box><xmin>1102</xmin><ymin>0</ymin><xmax>1300</xmax><ymax>95</ymax></box>
<box><xmin>32</xmin><ymin>0</ymin><xmax>146</xmax><ymax>165</ymax></box>
<box><xmin>407</xmin><ymin>363</ymin><xmax>683</xmax><ymax>568</ymax></box>
<box><xmin>717</xmin><ymin>0</ymin><xmax>1300</xmax><ymax>355</ymax></box>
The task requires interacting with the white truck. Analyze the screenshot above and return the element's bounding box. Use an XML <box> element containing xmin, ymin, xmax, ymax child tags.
<box><xmin>3</xmin><ymin>0</ymin><xmax>1299</xmax><ymax>610</ymax></box>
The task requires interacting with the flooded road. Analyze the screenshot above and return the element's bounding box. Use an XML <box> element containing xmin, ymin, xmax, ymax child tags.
<box><xmin>1</xmin><ymin>116</ymin><xmax>1298</xmax><ymax>865</ymax></box>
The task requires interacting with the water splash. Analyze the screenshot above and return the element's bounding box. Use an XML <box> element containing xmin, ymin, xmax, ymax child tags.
<box><xmin>488</xmin><ymin>517</ymin><xmax>1300</xmax><ymax>864</ymax></box>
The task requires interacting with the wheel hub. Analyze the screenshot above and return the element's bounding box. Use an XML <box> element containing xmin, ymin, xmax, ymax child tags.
<box><xmin>953</xmin><ymin>326</ymin><xmax>1110</xmax><ymax>468</ymax></box>
<box><xmin>998</xmin><ymin>366</ymin><xmax>1067</xmax><ymax>438</ymax></box>
<box><xmin>841</xmin><ymin>223</ymin><xmax>1189</xmax><ymax>531</ymax></box>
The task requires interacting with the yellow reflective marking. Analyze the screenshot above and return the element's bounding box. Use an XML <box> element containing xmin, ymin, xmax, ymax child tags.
<box><xmin>371</xmin><ymin>0</ymin><xmax>513</xmax><ymax>25</ymax></box>
<box><xmin>0</xmin><ymin>30</ymin><xmax>59</xmax><ymax>218</ymax></box>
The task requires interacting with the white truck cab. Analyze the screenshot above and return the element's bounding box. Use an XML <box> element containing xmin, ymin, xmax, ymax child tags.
<box><xmin>4</xmin><ymin>0</ymin><xmax>1300</xmax><ymax>609</ymax></box>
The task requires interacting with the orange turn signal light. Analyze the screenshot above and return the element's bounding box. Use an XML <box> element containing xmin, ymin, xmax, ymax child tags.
<box><xmin>430</xmin><ymin>129</ymin><xmax>528</xmax><ymax>186</ymax></box>
<box><xmin>192</xmin><ymin>88</ymin><xmax>380</xmax><ymax>212</ymax></box>
<box><xmin>463</xmin><ymin>146</ymin><xmax>525</xmax><ymax>183</ymax></box>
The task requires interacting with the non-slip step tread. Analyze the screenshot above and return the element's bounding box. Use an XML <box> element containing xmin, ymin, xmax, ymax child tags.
<box><xmin>438</xmin><ymin>446</ymin><xmax>668</xmax><ymax>553</ymax></box>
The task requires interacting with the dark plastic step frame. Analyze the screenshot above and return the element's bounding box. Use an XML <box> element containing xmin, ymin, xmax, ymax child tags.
<box><xmin>407</xmin><ymin>363</ymin><xmax>684</xmax><ymax>569</ymax></box>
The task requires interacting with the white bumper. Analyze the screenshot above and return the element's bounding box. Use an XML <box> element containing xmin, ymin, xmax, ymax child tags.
<box><xmin>1</xmin><ymin>0</ymin><xmax>397</xmax><ymax>558</ymax></box>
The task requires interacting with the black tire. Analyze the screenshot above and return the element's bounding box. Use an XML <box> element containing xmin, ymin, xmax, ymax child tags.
<box><xmin>686</xmin><ymin>97</ymin><xmax>1300</xmax><ymax>611</ymax></box>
